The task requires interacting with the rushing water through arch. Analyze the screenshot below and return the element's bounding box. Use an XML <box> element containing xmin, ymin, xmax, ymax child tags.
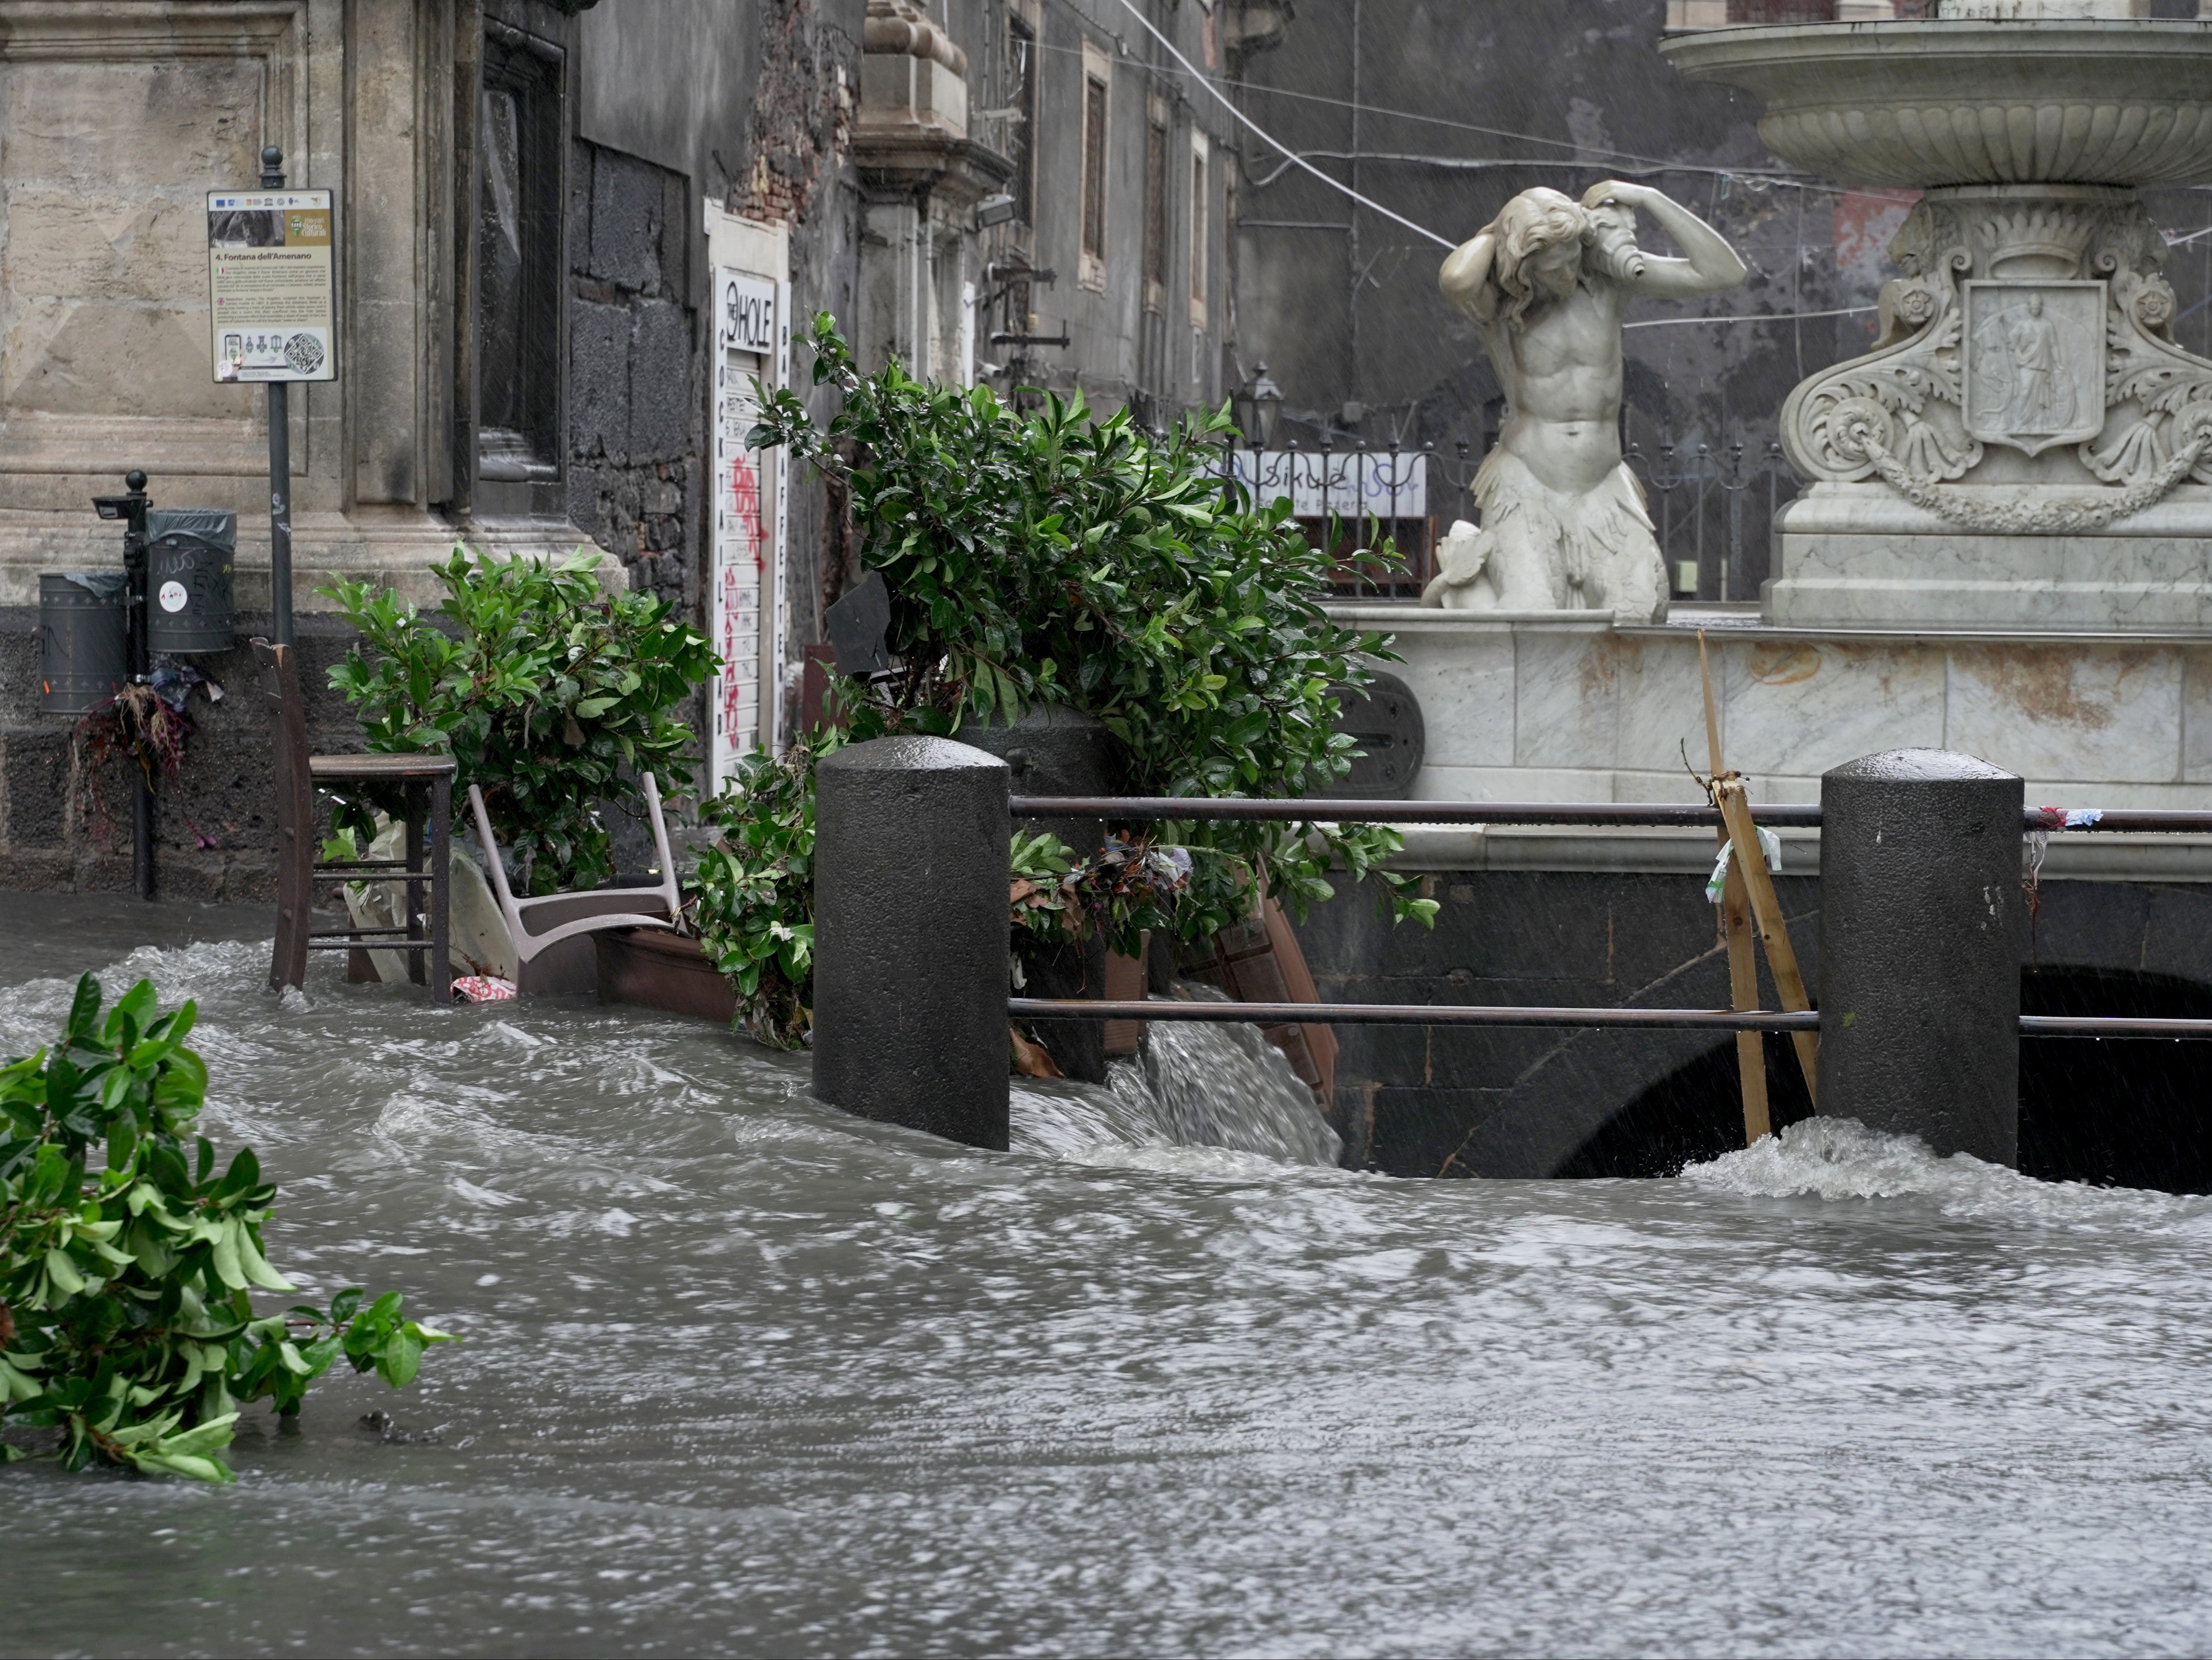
<box><xmin>5</xmin><ymin>893</ymin><xmax>2212</xmax><ymax>1658</ymax></box>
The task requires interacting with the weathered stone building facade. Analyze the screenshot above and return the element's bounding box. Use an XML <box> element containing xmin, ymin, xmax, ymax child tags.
<box><xmin>0</xmin><ymin>0</ymin><xmax>1245</xmax><ymax>893</ymax></box>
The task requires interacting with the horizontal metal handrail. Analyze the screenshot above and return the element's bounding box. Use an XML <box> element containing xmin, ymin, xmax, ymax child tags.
<box><xmin>1009</xmin><ymin>796</ymin><xmax>2212</xmax><ymax>833</ymax></box>
<box><xmin>1009</xmin><ymin>796</ymin><xmax>1814</xmax><ymax>827</ymax></box>
<box><xmin>2022</xmin><ymin>809</ymin><xmax>2212</xmax><ymax>832</ymax></box>
<box><xmin>1009</xmin><ymin>997</ymin><xmax>1818</xmax><ymax>1031</ymax></box>
<box><xmin>2020</xmin><ymin>1014</ymin><xmax>2212</xmax><ymax>1037</ymax></box>
<box><xmin>1012</xmin><ymin>999</ymin><xmax>2212</xmax><ymax>1039</ymax></box>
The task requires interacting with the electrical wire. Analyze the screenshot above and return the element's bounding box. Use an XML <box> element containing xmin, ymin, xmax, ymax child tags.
<box><xmin>1024</xmin><ymin>6</ymin><xmax>1846</xmax><ymax>193</ymax></box>
<box><xmin>1624</xmin><ymin>304</ymin><xmax>1878</xmax><ymax>330</ymax></box>
<box><xmin>1101</xmin><ymin>0</ymin><xmax>1456</xmax><ymax>250</ymax></box>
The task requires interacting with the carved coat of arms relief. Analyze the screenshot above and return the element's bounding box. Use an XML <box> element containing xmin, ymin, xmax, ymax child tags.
<box><xmin>1780</xmin><ymin>193</ymin><xmax>2212</xmax><ymax>534</ymax></box>
<box><xmin>1962</xmin><ymin>281</ymin><xmax>2105</xmax><ymax>455</ymax></box>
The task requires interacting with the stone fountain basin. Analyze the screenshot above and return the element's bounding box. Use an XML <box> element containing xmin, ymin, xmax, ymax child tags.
<box><xmin>1662</xmin><ymin>20</ymin><xmax>2212</xmax><ymax>188</ymax></box>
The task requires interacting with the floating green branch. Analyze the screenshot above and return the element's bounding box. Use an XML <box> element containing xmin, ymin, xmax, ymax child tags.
<box><xmin>0</xmin><ymin>975</ymin><xmax>450</xmax><ymax>1482</ymax></box>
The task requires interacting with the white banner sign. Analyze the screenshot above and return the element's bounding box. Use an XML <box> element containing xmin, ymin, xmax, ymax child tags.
<box><xmin>719</xmin><ymin>271</ymin><xmax>778</xmax><ymax>355</ymax></box>
<box><xmin>705</xmin><ymin>216</ymin><xmax>791</xmax><ymax>793</ymax></box>
<box><xmin>1225</xmin><ymin>450</ymin><xmax>1426</xmax><ymax>519</ymax></box>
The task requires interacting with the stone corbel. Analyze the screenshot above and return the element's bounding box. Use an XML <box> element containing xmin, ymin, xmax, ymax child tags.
<box><xmin>864</xmin><ymin>0</ymin><xmax>967</xmax><ymax>75</ymax></box>
<box><xmin>854</xmin><ymin>0</ymin><xmax>1011</xmax><ymax>208</ymax></box>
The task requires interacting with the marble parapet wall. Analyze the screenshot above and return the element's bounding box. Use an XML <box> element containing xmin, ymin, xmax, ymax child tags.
<box><xmin>1328</xmin><ymin>605</ymin><xmax>2212</xmax><ymax>879</ymax></box>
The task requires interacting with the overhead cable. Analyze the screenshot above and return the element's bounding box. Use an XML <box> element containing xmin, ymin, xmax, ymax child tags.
<box><xmin>1102</xmin><ymin>0</ymin><xmax>1456</xmax><ymax>250</ymax></box>
<box><xmin>1624</xmin><ymin>304</ymin><xmax>1879</xmax><ymax>330</ymax></box>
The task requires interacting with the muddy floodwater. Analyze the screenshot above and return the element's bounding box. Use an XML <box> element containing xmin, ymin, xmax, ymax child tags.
<box><xmin>5</xmin><ymin>893</ymin><xmax>2212</xmax><ymax>1659</ymax></box>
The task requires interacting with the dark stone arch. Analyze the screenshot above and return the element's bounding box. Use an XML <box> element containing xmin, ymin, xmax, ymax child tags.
<box><xmin>1310</xmin><ymin>866</ymin><xmax>2212</xmax><ymax>1181</ymax></box>
<box><xmin>1545</xmin><ymin>963</ymin><xmax>2212</xmax><ymax>1193</ymax></box>
<box><xmin>1435</xmin><ymin>880</ymin><xmax>1823</xmax><ymax>1178</ymax></box>
<box><xmin>1556</xmin><ymin>1033</ymin><xmax>1816</xmax><ymax>1179</ymax></box>
<box><xmin>2019</xmin><ymin>967</ymin><xmax>2212</xmax><ymax>1194</ymax></box>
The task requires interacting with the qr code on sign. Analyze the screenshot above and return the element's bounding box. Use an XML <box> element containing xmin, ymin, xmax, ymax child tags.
<box><xmin>285</xmin><ymin>333</ymin><xmax>325</xmax><ymax>375</ymax></box>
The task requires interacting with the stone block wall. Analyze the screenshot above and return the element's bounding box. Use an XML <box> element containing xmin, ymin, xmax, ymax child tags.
<box><xmin>0</xmin><ymin>611</ymin><xmax>364</xmax><ymax>901</ymax></box>
<box><xmin>566</xmin><ymin>142</ymin><xmax>703</xmax><ymax>610</ymax></box>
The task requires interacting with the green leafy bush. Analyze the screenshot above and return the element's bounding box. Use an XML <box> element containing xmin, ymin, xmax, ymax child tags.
<box><xmin>685</xmin><ymin>730</ymin><xmax>838</xmax><ymax>1049</ymax></box>
<box><xmin>324</xmin><ymin>547</ymin><xmax>717</xmax><ymax>894</ymax></box>
<box><xmin>0</xmin><ymin>975</ymin><xmax>450</xmax><ymax>1482</ymax></box>
<box><xmin>686</xmin><ymin>319</ymin><xmax>1437</xmax><ymax>1044</ymax></box>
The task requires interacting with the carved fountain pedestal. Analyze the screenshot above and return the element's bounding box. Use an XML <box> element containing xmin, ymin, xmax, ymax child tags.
<box><xmin>1669</xmin><ymin>15</ymin><xmax>2212</xmax><ymax>634</ymax></box>
<box><xmin>1324</xmin><ymin>13</ymin><xmax>2212</xmax><ymax>839</ymax></box>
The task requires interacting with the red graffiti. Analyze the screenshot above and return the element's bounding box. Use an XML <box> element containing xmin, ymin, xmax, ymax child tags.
<box><xmin>730</xmin><ymin>450</ymin><xmax>766</xmax><ymax>574</ymax></box>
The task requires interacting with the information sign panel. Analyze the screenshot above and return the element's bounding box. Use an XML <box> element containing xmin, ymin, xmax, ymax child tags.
<box><xmin>206</xmin><ymin>190</ymin><xmax>336</xmax><ymax>383</ymax></box>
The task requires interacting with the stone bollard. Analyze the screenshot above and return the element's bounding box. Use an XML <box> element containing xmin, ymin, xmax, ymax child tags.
<box><xmin>1818</xmin><ymin>748</ymin><xmax>2024</xmax><ymax>1164</ymax></box>
<box><xmin>813</xmin><ymin>735</ymin><xmax>1012</xmax><ymax>1151</ymax></box>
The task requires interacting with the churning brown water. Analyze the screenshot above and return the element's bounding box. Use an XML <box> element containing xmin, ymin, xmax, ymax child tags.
<box><xmin>4</xmin><ymin>893</ymin><xmax>2212</xmax><ymax>1658</ymax></box>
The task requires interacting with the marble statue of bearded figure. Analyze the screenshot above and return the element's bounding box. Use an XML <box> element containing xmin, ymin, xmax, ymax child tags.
<box><xmin>1423</xmin><ymin>182</ymin><xmax>1746</xmax><ymax>623</ymax></box>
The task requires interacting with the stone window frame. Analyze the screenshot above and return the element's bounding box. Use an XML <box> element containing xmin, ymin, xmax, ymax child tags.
<box><xmin>1142</xmin><ymin>94</ymin><xmax>1171</xmax><ymax>315</ymax></box>
<box><xmin>1077</xmin><ymin>38</ymin><xmax>1112</xmax><ymax>292</ymax></box>
<box><xmin>467</xmin><ymin>12</ymin><xmax>572</xmax><ymax>519</ymax></box>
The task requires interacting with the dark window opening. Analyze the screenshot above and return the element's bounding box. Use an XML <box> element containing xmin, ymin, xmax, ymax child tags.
<box><xmin>477</xmin><ymin>37</ymin><xmax>562</xmax><ymax>487</ymax></box>
<box><xmin>1007</xmin><ymin>15</ymin><xmax>1038</xmax><ymax>225</ymax></box>
<box><xmin>1081</xmin><ymin>75</ymin><xmax>1109</xmax><ymax>263</ymax></box>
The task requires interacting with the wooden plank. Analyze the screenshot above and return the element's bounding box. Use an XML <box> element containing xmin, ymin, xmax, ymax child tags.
<box><xmin>1718</xmin><ymin>780</ymin><xmax>1819</xmax><ymax>1106</ymax></box>
<box><xmin>1721</xmin><ymin>855</ymin><xmax>1771</xmax><ymax>1144</ymax></box>
<box><xmin>1102</xmin><ymin>941</ymin><xmax>1147</xmax><ymax>1056</ymax></box>
<box><xmin>1700</xmin><ymin>628</ymin><xmax>1772</xmax><ymax>1143</ymax></box>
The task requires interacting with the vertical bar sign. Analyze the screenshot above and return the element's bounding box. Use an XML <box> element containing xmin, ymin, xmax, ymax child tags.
<box><xmin>206</xmin><ymin>191</ymin><xmax>336</xmax><ymax>383</ymax></box>
<box><xmin>711</xmin><ymin>266</ymin><xmax>779</xmax><ymax>786</ymax></box>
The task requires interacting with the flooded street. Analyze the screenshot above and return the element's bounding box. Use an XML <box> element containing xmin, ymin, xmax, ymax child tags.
<box><xmin>5</xmin><ymin>895</ymin><xmax>2212</xmax><ymax>1658</ymax></box>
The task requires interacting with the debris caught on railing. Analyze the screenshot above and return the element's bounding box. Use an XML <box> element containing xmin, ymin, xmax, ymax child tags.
<box><xmin>1705</xmin><ymin>828</ymin><xmax>1783</xmax><ymax>905</ymax></box>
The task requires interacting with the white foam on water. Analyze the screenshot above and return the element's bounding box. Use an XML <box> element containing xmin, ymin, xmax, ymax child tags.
<box><xmin>1683</xmin><ymin>1113</ymin><xmax>2212</xmax><ymax>1226</ymax></box>
<box><xmin>1009</xmin><ymin>1010</ymin><xmax>1343</xmax><ymax>1171</ymax></box>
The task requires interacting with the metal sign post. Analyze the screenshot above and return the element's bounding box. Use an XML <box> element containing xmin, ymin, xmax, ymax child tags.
<box><xmin>91</xmin><ymin>472</ymin><xmax>154</xmax><ymax>897</ymax></box>
<box><xmin>207</xmin><ymin>146</ymin><xmax>336</xmax><ymax>647</ymax></box>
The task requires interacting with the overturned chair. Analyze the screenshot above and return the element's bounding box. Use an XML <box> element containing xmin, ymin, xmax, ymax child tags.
<box><xmin>466</xmin><ymin>773</ymin><xmax>682</xmax><ymax>995</ymax></box>
<box><xmin>254</xmin><ymin>639</ymin><xmax>452</xmax><ymax>1002</ymax></box>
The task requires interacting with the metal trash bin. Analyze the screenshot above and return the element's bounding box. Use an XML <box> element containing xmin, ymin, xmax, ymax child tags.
<box><xmin>145</xmin><ymin>508</ymin><xmax>236</xmax><ymax>653</ymax></box>
<box><xmin>38</xmin><ymin>570</ymin><xmax>128</xmax><ymax>715</ymax></box>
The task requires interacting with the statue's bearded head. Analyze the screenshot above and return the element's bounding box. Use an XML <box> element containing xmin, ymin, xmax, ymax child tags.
<box><xmin>1486</xmin><ymin>188</ymin><xmax>1592</xmax><ymax>322</ymax></box>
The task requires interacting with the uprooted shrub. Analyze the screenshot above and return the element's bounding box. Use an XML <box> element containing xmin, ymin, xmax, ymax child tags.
<box><xmin>323</xmin><ymin>546</ymin><xmax>717</xmax><ymax>895</ymax></box>
<box><xmin>684</xmin><ymin>316</ymin><xmax>1437</xmax><ymax>1048</ymax></box>
<box><xmin>0</xmin><ymin>976</ymin><xmax>450</xmax><ymax>1481</ymax></box>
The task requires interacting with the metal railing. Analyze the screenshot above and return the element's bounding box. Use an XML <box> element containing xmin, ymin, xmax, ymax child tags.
<box><xmin>1006</xmin><ymin>795</ymin><xmax>2212</xmax><ymax>1038</ymax></box>
<box><xmin>1012</xmin><ymin>797</ymin><xmax>2212</xmax><ymax>834</ymax></box>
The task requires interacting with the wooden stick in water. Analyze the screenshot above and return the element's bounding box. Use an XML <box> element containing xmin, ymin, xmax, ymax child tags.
<box><xmin>1717</xmin><ymin>778</ymin><xmax>1819</xmax><ymax>1106</ymax></box>
<box><xmin>1698</xmin><ymin>630</ymin><xmax>1772</xmax><ymax>1143</ymax></box>
<box><xmin>1720</xmin><ymin>855</ymin><xmax>1771</xmax><ymax>1143</ymax></box>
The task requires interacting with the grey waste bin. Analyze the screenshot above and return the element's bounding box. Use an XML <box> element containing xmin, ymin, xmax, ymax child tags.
<box><xmin>145</xmin><ymin>508</ymin><xmax>236</xmax><ymax>653</ymax></box>
<box><xmin>39</xmin><ymin>571</ymin><xmax>127</xmax><ymax>715</ymax></box>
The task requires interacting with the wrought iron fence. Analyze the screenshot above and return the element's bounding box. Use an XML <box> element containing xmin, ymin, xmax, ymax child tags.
<box><xmin>1216</xmin><ymin>415</ymin><xmax>1804</xmax><ymax>606</ymax></box>
<box><xmin>1624</xmin><ymin>424</ymin><xmax>1801</xmax><ymax>604</ymax></box>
